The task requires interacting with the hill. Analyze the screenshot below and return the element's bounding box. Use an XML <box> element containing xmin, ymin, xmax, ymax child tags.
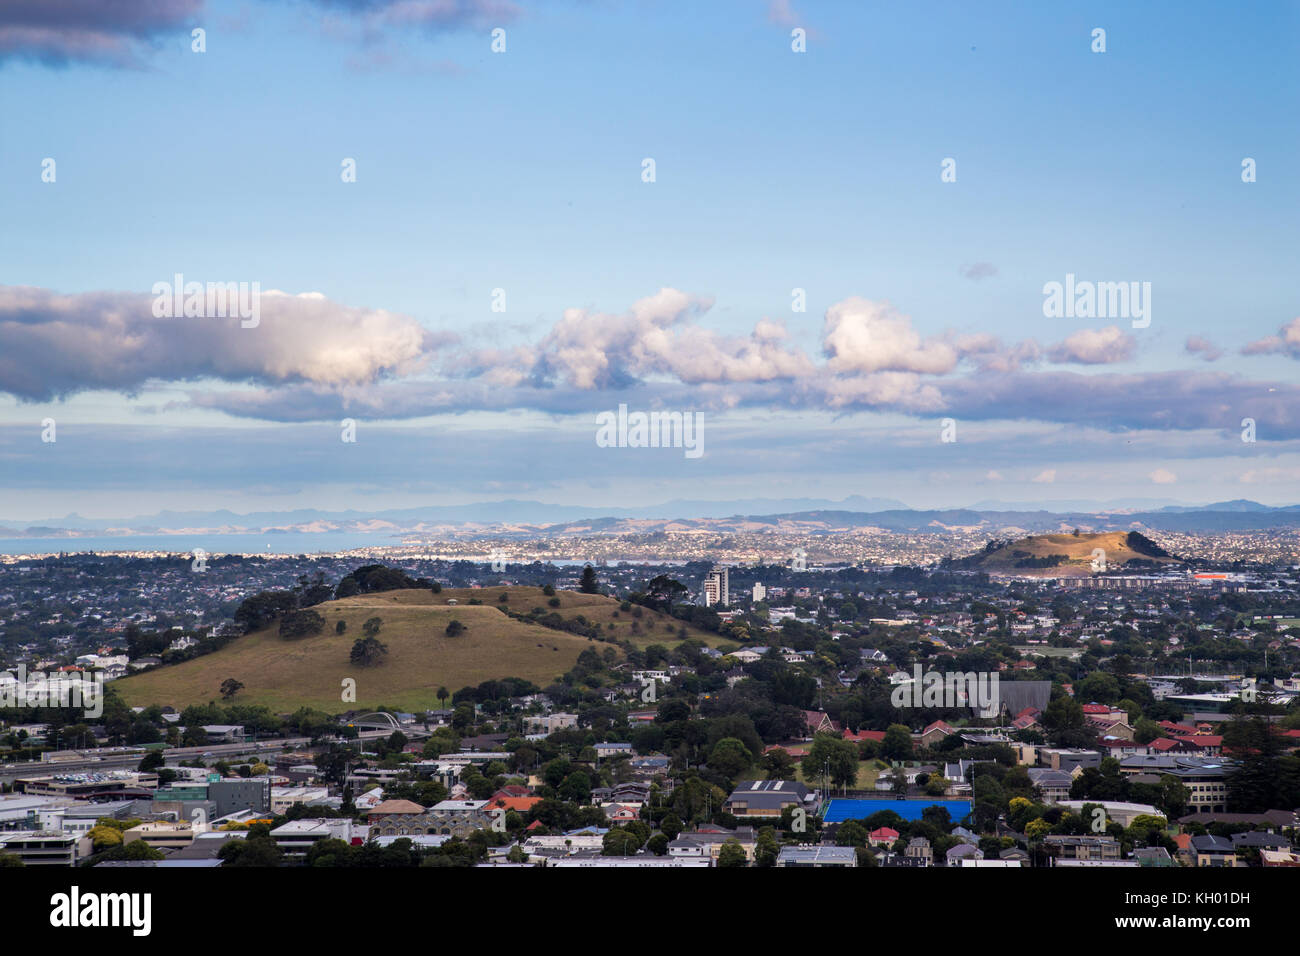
<box><xmin>111</xmin><ymin>587</ymin><xmax>717</xmax><ymax>713</ymax></box>
<box><xmin>954</xmin><ymin>531</ymin><xmax>1178</xmax><ymax>577</ymax></box>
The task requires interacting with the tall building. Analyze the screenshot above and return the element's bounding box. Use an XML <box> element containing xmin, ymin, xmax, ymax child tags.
<box><xmin>702</xmin><ymin>566</ymin><xmax>729</xmax><ymax>607</ymax></box>
<box><xmin>752</xmin><ymin>582</ymin><xmax>766</xmax><ymax>602</ymax></box>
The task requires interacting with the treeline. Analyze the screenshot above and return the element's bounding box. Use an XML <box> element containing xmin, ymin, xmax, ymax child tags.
<box><xmin>233</xmin><ymin>565</ymin><xmax>429</xmax><ymax>635</ymax></box>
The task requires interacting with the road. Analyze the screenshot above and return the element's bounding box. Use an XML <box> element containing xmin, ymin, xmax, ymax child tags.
<box><xmin>0</xmin><ymin>730</ymin><xmax>402</xmax><ymax>787</ymax></box>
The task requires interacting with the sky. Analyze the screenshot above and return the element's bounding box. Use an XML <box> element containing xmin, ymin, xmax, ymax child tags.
<box><xmin>1</xmin><ymin>0</ymin><xmax>1299</xmax><ymax>521</ymax></box>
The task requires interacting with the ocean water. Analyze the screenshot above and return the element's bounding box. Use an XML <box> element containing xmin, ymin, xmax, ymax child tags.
<box><xmin>0</xmin><ymin>532</ymin><xmax>404</xmax><ymax>556</ymax></box>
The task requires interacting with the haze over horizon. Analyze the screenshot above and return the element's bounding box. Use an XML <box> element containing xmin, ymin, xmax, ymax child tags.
<box><xmin>4</xmin><ymin>494</ymin><xmax>1299</xmax><ymax>532</ymax></box>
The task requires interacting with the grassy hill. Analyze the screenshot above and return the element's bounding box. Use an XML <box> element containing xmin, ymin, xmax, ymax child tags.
<box><xmin>420</xmin><ymin>586</ymin><xmax>720</xmax><ymax>650</ymax></box>
<box><xmin>957</xmin><ymin>531</ymin><xmax>1177</xmax><ymax>577</ymax></box>
<box><xmin>112</xmin><ymin>587</ymin><xmax>717</xmax><ymax>713</ymax></box>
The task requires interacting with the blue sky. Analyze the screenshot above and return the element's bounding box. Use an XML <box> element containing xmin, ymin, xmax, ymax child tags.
<box><xmin>2</xmin><ymin>0</ymin><xmax>1299</xmax><ymax>520</ymax></box>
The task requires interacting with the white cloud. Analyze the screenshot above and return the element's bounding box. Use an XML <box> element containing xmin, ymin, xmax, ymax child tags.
<box><xmin>822</xmin><ymin>298</ymin><xmax>958</xmax><ymax>375</ymax></box>
<box><xmin>521</xmin><ymin>287</ymin><xmax>812</xmax><ymax>389</ymax></box>
<box><xmin>1242</xmin><ymin>317</ymin><xmax>1300</xmax><ymax>358</ymax></box>
<box><xmin>1239</xmin><ymin>467</ymin><xmax>1300</xmax><ymax>483</ymax></box>
<box><xmin>1185</xmin><ymin>335</ymin><xmax>1223</xmax><ymax>362</ymax></box>
<box><xmin>1047</xmin><ymin>325</ymin><xmax>1135</xmax><ymax>365</ymax></box>
<box><xmin>0</xmin><ymin>284</ymin><xmax>443</xmax><ymax>401</ymax></box>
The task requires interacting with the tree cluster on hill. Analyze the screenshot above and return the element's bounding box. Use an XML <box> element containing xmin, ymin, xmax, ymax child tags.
<box><xmin>350</xmin><ymin>635</ymin><xmax>388</xmax><ymax>667</ymax></box>
<box><xmin>1013</xmin><ymin>553</ymin><xmax>1068</xmax><ymax>569</ymax></box>
<box><xmin>279</xmin><ymin>608</ymin><xmax>326</xmax><ymax>640</ymax></box>
<box><xmin>1125</xmin><ymin>531</ymin><xmax>1171</xmax><ymax>558</ymax></box>
<box><xmin>335</xmin><ymin>564</ymin><xmax>430</xmax><ymax>598</ymax></box>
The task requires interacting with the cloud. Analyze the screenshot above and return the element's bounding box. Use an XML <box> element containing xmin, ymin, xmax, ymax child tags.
<box><xmin>0</xmin><ymin>284</ymin><xmax>445</xmax><ymax>401</ymax></box>
<box><xmin>1239</xmin><ymin>466</ymin><xmax>1300</xmax><ymax>484</ymax></box>
<box><xmin>1149</xmin><ymin>468</ymin><xmax>1177</xmax><ymax>484</ymax></box>
<box><xmin>767</xmin><ymin>0</ymin><xmax>801</xmax><ymax>27</ymax></box>
<box><xmin>479</xmin><ymin>287</ymin><xmax>814</xmax><ymax>390</ymax></box>
<box><xmin>960</xmin><ymin>262</ymin><xmax>998</xmax><ymax>281</ymax></box>
<box><xmin>1185</xmin><ymin>335</ymin><xmax>1224</xmax><ymax>362</ymax></box>
<box><xmin>941</xmin><ymin>369</ymin><xmax>1300</xmax><ymax>438</ymax></box>
<box><xmin>311</xmin><ymin>0</ymin><xmax>518</xmax><ymax>39</ymax></box>
<box><xmin>954</xmin><ymin>334</ymin><xmax>1041</xmax><ymax>373</ymax></box>
<box><xmin>820</xmin><ymin>371</ymin><xmax>945</xmax><ymax>412</ymax></box>
<box><xmin>822</xmin><ymin>298</ymin><xmax>958</xmax><ymax>375</ymax></box>
<box><xmin>1242</xmin><ymin>317</ymin><xmax>1300</xmax><ymax>358</ymax></box>
<box><xmin>1047</xmin><ymin>325</ymin><xmax>1135</xmax><ymax>365</ymax></box>
<box><xmin>11</xmin><ymin>283</ymin><xmax>1300</xmax><ymax>441</ymax></box>
<box><xmin>0</xmin><ymin>0</ymin><xmax>202</xmax><ymax>68</ymax></box>
<box><xmin>1031</xmin><ymin>469</ymin><xmax>1056</xmax><ymax>483</ymax></box>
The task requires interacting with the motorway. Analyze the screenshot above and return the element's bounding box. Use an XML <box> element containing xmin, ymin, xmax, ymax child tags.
<box><xmin>0</xmin><ymin>730</ymin><xmax>398</xmax><ymax>787</ymax></box>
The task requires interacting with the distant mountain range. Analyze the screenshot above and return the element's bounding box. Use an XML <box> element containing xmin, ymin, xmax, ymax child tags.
<box><xmin>2</xmin><ymin>497</ymin><xmax>1299</xmax><ymax>540</ymax></box>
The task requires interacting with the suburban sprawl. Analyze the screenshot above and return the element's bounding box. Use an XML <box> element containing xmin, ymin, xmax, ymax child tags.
<box><xmin>0</xmin><ymin>525</ymin><xmax>1299</xmax><ymax>869</ymax></box>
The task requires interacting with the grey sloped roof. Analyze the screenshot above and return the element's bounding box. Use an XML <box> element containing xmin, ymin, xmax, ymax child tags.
<box><xmin>996</xmin><ymin>681</ymin><xmax>1052</xmax><ymax>716</ymax></box>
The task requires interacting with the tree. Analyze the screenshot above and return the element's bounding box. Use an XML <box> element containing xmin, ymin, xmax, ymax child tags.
<box><xmin>707</xmin><ymin>737</ymin><xmax>753</xmax><ymax>783</ymax></box>
<box><xmin>1134</xmin><ymin>717</ymin><xmax>1162</xmax><ymax>745</ymax></box>
<box><xmin>643</xmin><ymin>575</ymin><xmax>688</xmax><ymax>612</ymax></box>
<box><xmin>762</xmin><ymin>748</ymin><xmax>797</xmax><ymax>781</ymax></box>
<box><xmin>279</xmin><ymin>608</ymin><xmax>325</xmax><ymax>640</ymax></box>
<box><xmin>1077</xmin><ymin>672</ymin><xmax>1121</xmax><ymax>704</ymax></box>
<box><xmin>881</xmin><ymin>724</ymin><xmax>914</xmax><ymax>762</ymax></box>
<box><xmin>602</xmin><ymin>828</ymin><xmax>642</xmax><ymax>856</ymax></box>
<box><xmin>1043</xmin><ymin>695</ymin><xmax>1085</xmax><ymax>733</ymax></box>
<box><xmin>717</xmin><ymin>839</ymin><xmax>748</xmax><ymax>867</ymax></box>
<box><xmin>1226</xmin><ymin>716</ymin><xmax>1288</xmax><ymax>811</ymax></box>
<box><xmin>335</xmin><ymin>620</ymin><xmax>347</xmax><ymax>635</ymax></box>
<box><xmin>437</xmin><ymin>686</ymin><xmax>449</xmax><ymax>708</ymax></box>
<box><xmin>362</xmin><ymin>616</ymin><xmax>383</xmax><ymax>638</ymax></box>
<box><xmin>579</xmin><ymin>564</ymin><xmax>600</xmax><ymax>594</ymax></box>
<box><xmin>88</xmin><ymin>824</ymin><xmax>125</xmax><ymax>851</ymax></box>
<box><xmin>220</xmin><ymin>678</ymin><xmax>244</xmax><ymax>701</ymax></box>
<box><xmin>138</xmin><ymin>750</ymin><xmax>165</xmax><ymax>773</ymax></box>
<box><xmin>806</xmin><ymin>734</ymin><xmax>859</xmax><ymax>792</ymax></box>
<box><xmin>104</xmin><ymin>839</ymin><xmax>166</xmax><ymax>863</ymax></box>
<box><xmin>1157</xmin><ymin>774</ymin><xmax>1190</xmax><ymax>819</ymax></box>
<box><xmin>218</xmin><ymin>827</ymin><xmax>284</xmax><ymax>867</ymax></box>
<box><xmin>924</xmin><ymin>774</ymin><xmax>950</xmax><ymax>797</ymax></box>
<box><xmin>350</xmin><ymin>636</ymin><xmax>388</xmax><ymax>667</ymax></box>
<box><xmin>341</xmin><ymin>564</ymin><xmax>427</xmax><ymax>594</ymax></box>
<box><xmin>234</xmin><ymin>590</ymin><xmax>298</xmax><ymax>633</ymax></box>
<box><xmin>755</xmin><ymin>826</ymin><xmax>780</xmax><ymax>867</ymax></box>
<box><xmin>836</xmin><ymin>820</ymin><xmax>868</xmax><ymax>847</ymax></box>
<box><xmin>660</xmin><ymin>813</ymin><xmax>684</xmax><ymax>841</ymax></box>
<box><xmin>887</xmin><ymin>766</ymin><xmax>909</xmax><ymax>795</ymax></box>
<box><xmin>445</xmin><ymin>620</ymin><xmax>466</xmax><ymax>637</ymax></box>
<box><xmin>559</xmin><ymin>771</ymin><xmax>592</xmax><ymax>803</ymax></box>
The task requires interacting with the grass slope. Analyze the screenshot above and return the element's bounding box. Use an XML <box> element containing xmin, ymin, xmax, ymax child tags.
<box><xmin>113</xmin><ymin>587</ymin><xmax>716</xmax><ymax>713</ymax></box>
<box><xmin>419</xmin><ymin>586</ymin><xmax>720</xmax><ymax>649</ymax></box>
